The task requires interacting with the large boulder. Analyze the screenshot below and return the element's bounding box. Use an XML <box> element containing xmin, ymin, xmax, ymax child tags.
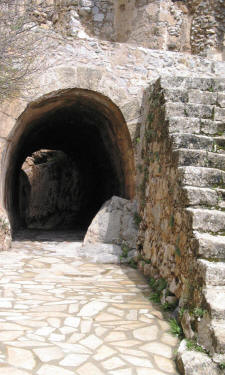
<box><xmin>176</xmin><ymin>340</ymin><xmax>221</xmax><ymax>375</ymax></box>
<box><xmin>83</xmin><ymin>196</ymin><xmax>138</xmax><ymax>252</ymax></box>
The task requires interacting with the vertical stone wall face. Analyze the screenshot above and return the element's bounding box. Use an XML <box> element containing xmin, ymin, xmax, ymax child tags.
<box><xmin>127</xmin><ymin>0</ymin><xmax>191</xmax><ymax>52</ymax></box>
<box><xmin>2</xmin><ymin>0</ymin><xmax>224</xmax><ymax>57</ymax></box>
<box><xmin>135</xmin><ymin>80</ymin><xmax>196</xmax><ymax>302</ymax></box>
<box><xmin>187</xmin><ymin>0</ymin><xmax>225</xmax><ymax>58</ymax></box>
<box><xmin>135</xmin><ymin>76</ymin><xmax>225</xmax><ymax>364</ymax></box>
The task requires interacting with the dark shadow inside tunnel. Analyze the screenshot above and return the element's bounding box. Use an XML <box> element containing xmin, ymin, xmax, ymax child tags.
<box><xmin>4</xmin><ymin>89</ymin><xmax>135</xmax><ymax>237</ymax></box>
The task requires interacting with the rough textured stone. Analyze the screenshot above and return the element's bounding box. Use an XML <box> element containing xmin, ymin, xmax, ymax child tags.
<box><xmin>0</xmin><ymin>1</ymin><xmax>224</xmax><ymax>373</ymax></box>
<box><xmin>177</xmin><ymin>340</ymin><xmax>220</xmax><ymax>375</ymax></box>
<box><xmin>84</xmin><ymin>196</ymin><xmax>138</xmax><ymax>250</ymax></box>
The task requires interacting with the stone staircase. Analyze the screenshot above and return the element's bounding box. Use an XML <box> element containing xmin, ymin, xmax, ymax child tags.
<box><xmin>162</xmin><ymin>76</ymin><xmax>225</xmax><ymax>363</ymax></box>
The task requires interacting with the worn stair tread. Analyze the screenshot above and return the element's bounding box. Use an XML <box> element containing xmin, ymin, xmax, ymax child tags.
<box><xmin>203</xmin><ymin>287</ymin><xmax>225</xmax><ymax>319</ymax></box>
<box><xmin>179</xmin><ymin>166</ymin><xmax>225</xmax><ymax>188</ymax></box>
<box><xmin>160</xmin><ymin>76</ymin><xmax>225</xmax><ymax>91</ymax></box>
<box><xmin>184</xmin><ymin>186</ymin><xmax>218</xmax><ymax>207</ymax></box>
<box><xmin>198</xmin><ymin>259</ymin><xmax>225</xmax><ymax>286</ymax></box>
<box><xmin>176</xmin><ymin>148</ymin><xmax>225</xmax><ymax>170</ymax></box>
<box><xmin>195</xmin><ymin>231</ymin><xmax>225</xmax><ymax>259</ymax></box>
<box><xmin>187</xmin><ymin>208</ymin><xmax>225</xmax><ymax>233</ymax></box>
<box><xmin>173</xmin><ymin>134</ymin><xmax>214</xmax><ymax>151</ymax></box>
<box><xmin>169</xmin><ymin>117</ymin><xmax>225</xmax><ymax>136</ymax></box>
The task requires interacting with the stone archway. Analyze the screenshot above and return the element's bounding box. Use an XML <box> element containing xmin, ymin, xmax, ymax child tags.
<box><xmin>2</xmin><ymin>88</ymin><xmax>135</xmax><ymax>236</ymax></box>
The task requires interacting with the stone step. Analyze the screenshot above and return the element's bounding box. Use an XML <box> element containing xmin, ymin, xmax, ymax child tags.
<box><xmin>211</xmin><ymin>319</ymin><xmax>225</xmax><ymax>356</ymax></box>
<box><xmin>173</xmin><ymin>134</ymin><xmax>214</xmax><ymax>151</ymax></box>
<box><xmin>198</xmin><ymin>259</ymin><xmax>225</xmax><ymax>286</ymax></box>
<box><xmin>195</xmin><ymin>231</ymin><xmax>225</xmax><ymax>259</ymax></box>
<box><xmin>165</xmin><ymin>88</ymin><xmax>218</xmax><ymax>106</ymax></box>
<box><xmin>173</xmin><ymin>134</ymin><xmax>225</xmax><ymax>152</ymax></box>
<box><xmin>183</xmin><ymin>187</ymin><xmax>218</xmax><ymax>207</ymax></box>
<box><xmin>176</xmin><ymin>149</ymin><xmax>225</xmax><ymax>170</ymax></box>
<box><xmin>160</xmin><ymin>76</ymin><xmax>225</xmax><ymax>92</ymax></box>
<box><xmin>203</xmin><ymin>287</ymin><xmax>225</xmax><ymax>320</ymax></box>
<box><xmin>169</xmin><ymin>117</ymin><xmax>225</xmax><ymax>136</ymax></box>
<box><xmin>187</xmin><ymin>208</ymin><xmax>225</xmax><ymax>233</ymax></box>
<box><xmin>179</xmin><ymin>166</ymin><xmax>225</xmax><ymax>188</ymax></box>
<box><xmin>166</xmin><ymin>102</ymin><xmax>214</xmax><ymax>119</ymax></box>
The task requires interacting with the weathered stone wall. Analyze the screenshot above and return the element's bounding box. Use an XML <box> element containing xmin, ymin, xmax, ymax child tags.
<box><xmin>187</xmin><ymin>0</ymin><xmax>225</xmax><ymax>58</ymax></box>
<box><xmin>127</xmin><ymin>0</ymin><xmax>191</xmax><ymax>53</ymax></box>
<box><xmin>135</xmin><ymin>79</ymin><xmax>196</xmax><ymax>302</ymax></box>
<box><xmin>4</xmin><ymin>0</ymin><xmax>224</xmax><ymax>58</ymax></box>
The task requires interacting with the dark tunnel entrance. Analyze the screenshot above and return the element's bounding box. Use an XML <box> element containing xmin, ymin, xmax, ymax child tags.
<box><xmin>4</xmin><ymin>89</ymin><xmax>135</xmax><ymax>237</ymax></box>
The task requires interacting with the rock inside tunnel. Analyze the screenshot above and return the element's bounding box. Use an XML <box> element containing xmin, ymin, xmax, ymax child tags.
<box><xmin>4</xmin><ymin>89</ymin><xmax>134</xmax><ymax>235</ymax></box>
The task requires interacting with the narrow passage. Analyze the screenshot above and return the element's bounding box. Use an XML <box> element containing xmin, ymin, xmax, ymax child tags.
<box><xmin>0</xmin><ymin>237</ymin><xmax>179</xmax><ymax>375</ymax></box>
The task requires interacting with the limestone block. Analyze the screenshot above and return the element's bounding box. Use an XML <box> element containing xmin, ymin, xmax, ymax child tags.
<box><xmin>83</xmin><ymin>196</ymin><xmax>138</xmax><ymax>250</ymax></box>
<box><xmin>169</xmin><ymin>117</ymin><xmax>200</xmax><ymax>134</ymax></box>
<box><xmin>198</xmin><ymin>259</ymin><xmax>225</xmax><ymax>286</ymax></box>
<box><xmin>195</xmin><ymin>232</ymin><xmax>225</xmax><ymax>259</ymax></box>
<box><xmin>214</xmin><ymin>107</ymin><xmax>225</xmax><ymax>121</ymax></box>
<box><xmin>183</xmin><ymin>187</ymin><xmax>218</xmax><ymax>207</ymax></box>
<box><xmin>217</xmin><ymin>93</ymin><xmax>225</xmax><ymax>108</ymax></box>
<box><xmin>54</xmin><ymin>66</ymin><xmax>77</xmax><ymax>87</ymax></box>
<box><xmin>179</xmin><ymin>166</ymin><xmax>225</xmax><ymax>188</ymax></box>
<box><xmin>203</xmin><ymin>287</ymin><xmax>225</xmax><ymax>319</ymax></box>
<box><xmin>188</xmin><ymin>90</ymin><xmax>217</xmax><ymax>106</ymax></box>
<box><xmin>0</xmin><ymin>112</ymin><xmax>15</xmax><ymax>139</ymax></box>
<box><xmin>173</xmin><ymin>134</ymin><xmax>213</xmax><ymax>151</ymax></box>
<box><xmin>187</xmin><ymin>208</ymin><xmax>225</xmax><ymax>233</ymax></box>
<box><xmin>121</xmin><ymin>100</ymin><xmax>141</xmax><ymax>122</ymax></box>
<box><xmin>176</xmin><ymin>340</ymin><xmax>220</xmax><ymax>375</ymax></box>
<box><xmin>200</xmin><ymin>119</ymin><xmax>225</xmax><ymax>136</ymax></box>
<box><xmin>77</xmin><ymin>67</ymin><xmax>103</xmax><ymax>91</ymax></box>
<box><xmin>0</xmin><ymin>98</ymin><xmax>27</xmax><ymax>120</ymax></box>
<box><xmin>0</xmin><ymin>138</ymin><xmax>8</xmax><ymax>163</ymax></box>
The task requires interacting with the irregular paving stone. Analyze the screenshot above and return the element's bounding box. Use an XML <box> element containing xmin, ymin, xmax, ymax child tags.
<box><xmin>0</xmin><ymin>367</ymin><xmax>30</xmax><ymax>375</ymax></box>
<box><xmin>37</xmin><ymin>364</ymin><xmax>74</xmax><ymax>375</ymax></box>
<box><xmin>80</xmin><ymin>334</ymin><xmax>103</xmax><ymax>349</ymax></box>
<box><xmin>93</xmin><ymin>345</ymin><xmax>117</xmax><ymax>361</ymax></box>
<box><xmin>33</xmin><ymin>346</ymin><xmax>64</xmax><ymax>362</ymax></box>
<box><xmin>136</xmin><ymin>369</ymin><xmax>166</xmax><ymax>375</ymax></box>
<box><xmin>120</xmin><ymin>354</ymin><xmax>153</xmax><ymax>368</ymax></box>
<box><xmin>154</xmin><ymin>354</ymin><xmax>177</xmax><ymax>373</ymax></box>
<box><xmin>7</xmin><ymin>347</ymin><xmax>36</xmax><ymax>370</ymax></box>
<box><xmin>109</xmin><ymin>369</ymin><xmax>132</xmax><ymax>375</ymax></box>
<box><xmin>105</xmin><ymin>332</ymin><xmax>127</xmax><ymax>342</ymax></box>
<box><xmin>78</xmin><ymin>301</ymin><xmax>107</xmax><ymax>317</ymax></box>
<box><xmin>0</xmin><ymin>331</ymin><xmax>24</xmax><ymax>341</ymax></box>
<box><xmin>102</xmin><ymin>357</ymin><xmax>126</xmax><ymax>370</ymax></box>
<box><xmin>0</xmin><ymin>239</ymin><xmax>179</xmax><ymax>374</ymax></box>
<box><xmin>77</xmin><ymin>362</ymin><xmax>104</xmax><ymax>375</ymax></box>
<box><xmin>140</xmin><ymin>341</ymin><xmax>173</xmax><ymax>358</ymax></box>
<box><xmin>133</xmin><ymin>325</ymin><xmax>159</xmax><ymax>341</ymax></box>
<box><xmin>64</xmin><ymin>317</ymin><xmax>80</xmax><ymax>327</ymax></box>
<box><xmin>59</xmin><ymin>353</ymin><xmax>89</xmax><ymax>366</ymax></box>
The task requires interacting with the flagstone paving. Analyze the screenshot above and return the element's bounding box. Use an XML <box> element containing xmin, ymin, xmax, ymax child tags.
<box><xmin>0</xmin><ymin>233</ymin><xmax>179</xmax><ymax>375</ymax></box>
